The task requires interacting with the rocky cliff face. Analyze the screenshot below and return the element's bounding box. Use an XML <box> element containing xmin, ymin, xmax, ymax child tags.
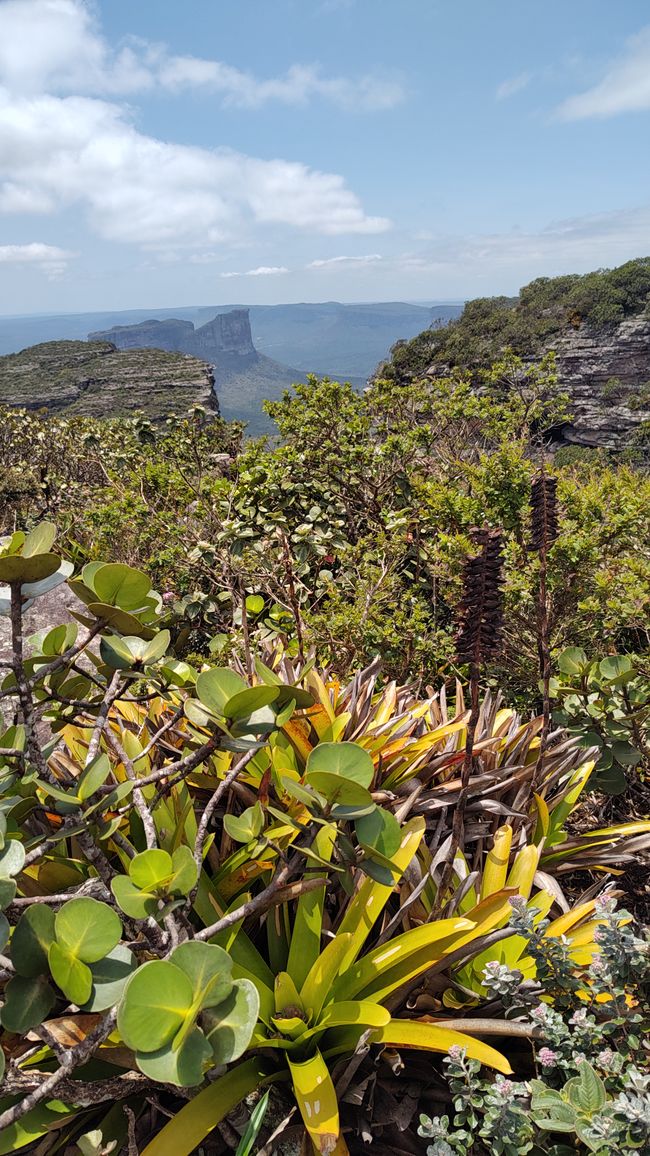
<box><xmin>0</xmin><ymin>341</ymin><xmax>218</xmax><ymax>420</ymax></box>
<box><xmin>549</xmin><ymin>316</ymin><xmax>650</xmax><ymax>448</ymax></box>
<box><xmin>90</xmin><ymin>308</ymin><xmax>256</xmax><ymax>362</ymax></box>
<box><xmin>89</xmin><ymin>319</ymin><xmax>195</xmax><ymax>352</ymax></box>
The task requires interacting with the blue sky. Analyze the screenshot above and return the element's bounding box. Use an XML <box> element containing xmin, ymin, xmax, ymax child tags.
<box><xmin>1</xmin><ymin>0</ymin><xmax>650</xmax><ymax>312</ymax></box>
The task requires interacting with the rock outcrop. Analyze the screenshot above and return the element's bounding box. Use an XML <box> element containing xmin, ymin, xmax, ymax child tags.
<box><xmin>90</xmin><ymin>308</ymin><xmax>256</xmax><ymax>361</ymax></box>
<box><xmin>89</xmin><ymin>309</ymin><xmax>304</xmax><ymax>433</ymax></box>
<box><xmin>0</xmin><ymin>341</ymin><xmax>218</xmax><ymax>420</ymax></box>
<box><xmin>548</xmin><ymin>316</ymin><xmax>650</xmax><ymax>448</ymax></box>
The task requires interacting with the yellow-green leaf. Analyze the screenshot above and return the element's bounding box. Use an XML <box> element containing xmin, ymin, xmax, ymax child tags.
<box><xmin>301</xmin><ymin>933</ymin><xmax>353</xmax><ymax>1023</ymax></box>
<box><xmin>373</xmin><ymin>1019</ymin><xmax>512</xmax><ymax>1073</ymax></box>
<box><xmin>335</xmin><ymin>817</ymin><xmax>425</xmax><ymax>971</ymax></box>
<box><xmin>288</xmin><ymin>1049</ymin><xmax>340</xmax><ymax>1154</ymax></box>
<box><xmin>480</xmin><ymin>826</ymin><xmax>512</xmax><ymax>900</ymax></box>
<box><xmin>141</xmin><ymin>1060</ymin><xmax>273</xmax><ymax>1156</ymax></box>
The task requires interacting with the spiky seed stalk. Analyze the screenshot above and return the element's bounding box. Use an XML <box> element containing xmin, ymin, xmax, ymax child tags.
<box><xmin>530</xmin><ymin>472</ymin><xmax>559</xmax><ymax>553</ymax></box>
<box><xmin>455</xmin><ymin>527</ymin><xmax>505</xmax><ymax>667</ymax></box>
<box><xmin>530</xmin><ymin>468</ymin><xmax>560</xmax><ymax>800</ymax></box>
<box><xmin>436</xmin><ymin>527</ymin><xmax>505</xmax><ymax>914</ymax></box>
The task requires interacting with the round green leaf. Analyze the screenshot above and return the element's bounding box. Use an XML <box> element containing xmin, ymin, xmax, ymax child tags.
<box><xmin>168</xmin><ymin>845</ymin><xmax>199</xmax><ymax>895</ymax></box>
<box><xmin>274</xmin><ymin>685</ymin><xmax>315</xmax><ymax>710</ymax></box>
<box><xmin>77</xmin><ymin>753</ymin><xmax>112</xmax><ymax>802</ymax></box>
<box><xmin>170</xmin><ymin>941</ymin><xmax>233</xmax><ymax>1009</ymax></box>
<box><xmin>204</xmin><ymin>978</ymin><xmax>260</xmax><ymax>1065</ymax></box>
<box><xmin>22</xmin><ymin>523</ymin><xmax>57</xmax><ymax>557</ymax></box>
<box><xmin>111</xmin><ymin>875</ymin><xmax>159</xmax><ymax>919</ymax></box>
<box><xmin>23</xmin><ymin>560</ymin><xmax>74</xmax><ymax>600</ymax></box>
<box><xmin>0</xmin><ymin>974</ymin><xmax>55</xmax><ymax>1033</ymax></box>
<box><xmin>48</xmin><ymin>942</ymin><xmax>93</xmax><ymax>1005</ymax></box>
<box><xmin>0</xmin><ymin>838</ymin><xmax>25</xmax><ymax>877</ymax></box>
<box><xmin>86</xmin><ymin>603</ymin><xmax>156</xmax><ymax>639</ymax></box>
<box><xmin>83</xmin><ymin>944</ymin><xmax>136</xmax><ymax>1012</ymax></box>
<box><xmin>611</xmin><ymin>741</ymin><xmax>642</xmax><ymax>766</ymax></box>
<box><xmin>141</xmin><ymin>630</ymin><xmax>171</xmax><ymax>665</ymax></box>
<box><xmin>129</xmin><ymin>849</ymin><xmax>173</xmax><ymax>892</ymax></box>
<box><xmin>355</xmin><ymin>806</ymin><xmax>401</xmax><ymax>859</ymax></box>
<box><xmin>557</xmin><ymin>647</ymin><xmax>588</xmax><ymax>676</ymax></box>
<box><xmin>135</xmin><ymin>1026</ymin><xmax>212</xmax><ymax>1087</ymax></box>
<box><xmin>0</xmin><ymin>912</ymin><xmax>8</xmax><ymax>953</ymax></box>
<box><xmin>12</xmin><ymin>904</ymin><xmax>55</xmax><ymax>977</ymax></box>
<box><xmin>92</xmin><ymin>564</ymin><xmax>151</xmax><ymax>610</ymax></box>
<box><xmin>223</xmin><ymin>802</ymin><xmax>265</xmax><ymax>845</ymax></box>
<box><xmin>304</xmin><ymin>772</ymin><xmax>374</xmax><ymax>810</ymax></box>
<box><xmin>599</xmin><ymin>655</ymin><xmax>635</xmax><ymax>683</ymax></box>
<box><xmin>0</xmin><ymin>554</ymin><xmax>60</xmax><ymax>584</ymax></box>
<box><xmin>0</xmin><ymin>878</ymin><xmax>17</xmax><ymax>909</ymax></box>
<box><xmin>224</xmin><ymin>686</ymin><xmax>280</xmax><ymax>721</ymax></box>
<box><xmin>245</xmin><ymin>595</ymin><xmax>265</xmax><ymax>615</ymax></box>
<box><xmin>54</xmin><ymin>898</ymin><xmax>122</xmax><ymax>963</ymax></box>
<box><xmin>196</xmin><ymin>668</ymin><xmax>247</xmax><ymax>716</ymax></box>
<box><xmin>117</xmin><ymin>960</ymin><xmax>194</xmax><ymax>1052</ymax></box>
<box><xmin>596</xmin><ymin>764</ymin><xmax>628</xmax><ymax>795</ymax></box>
<box><xmin>305</xmin><ymin>742</ymin><xmax>374</xmax><ymax>787</ymax></box>
<box><xmin>100</xmin><ymin>635</ymin><xmax>137</xmax><ymax>670</ymax></box>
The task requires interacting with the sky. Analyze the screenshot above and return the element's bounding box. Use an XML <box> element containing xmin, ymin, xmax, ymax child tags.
<box><xmin>1</xmin><ymin>0</ymin><xmax>650</xmax><ymax>314</ymax></box>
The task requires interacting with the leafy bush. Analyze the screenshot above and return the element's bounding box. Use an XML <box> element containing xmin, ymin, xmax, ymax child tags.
<box><xmin>0</xmin><ymin>527</ymin><xmax>648</xmax><ymax>1153</ymax></box>
<box><xmin>383</xmin><ymin>257</ymin><xmax>650</xmax><ymax>378</ymax></box>
<box><xmin>552</xmin><ymin>648</ymin><xmax>649</xmax><ymax>794</ymax></box>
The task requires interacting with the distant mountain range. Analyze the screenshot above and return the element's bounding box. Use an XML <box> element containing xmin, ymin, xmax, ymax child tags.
<box><xmin>0</xmin><ymin>299</ymin><xmax>462</xmax><ymax>431</ymax></box>
<box><xmin>0</xmin><ymin>301</ymin><xmax>462</xmax><ymax>371</ymax></box>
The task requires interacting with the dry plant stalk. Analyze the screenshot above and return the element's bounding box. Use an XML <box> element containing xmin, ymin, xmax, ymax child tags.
<box><xmin>437</xmin><ymin>527</ymin><xmax>504</xmax><ymax>907</ymax></box>
<box><xmin>530</xmin><ymin>469</ymin><xmax>559</xmax><ymax>791</ymax></box>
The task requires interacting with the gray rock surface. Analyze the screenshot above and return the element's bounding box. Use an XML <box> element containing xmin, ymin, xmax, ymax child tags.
<box><xmin>91</xmin><ymin>308</ymin><xmax>256</xmax><ymax>361</ymax></box>
<box><xmin>550</xmin><ymin>316</ymin><xmax>650</xmax><ymax>448</ymax></box>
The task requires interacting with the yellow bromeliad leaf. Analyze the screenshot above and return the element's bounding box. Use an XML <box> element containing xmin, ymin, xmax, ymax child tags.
<box><xmin>301</xmin><ymin>934</ymin><xmax>354</xmax><ymax>1022</ymax></box>
<box><xmin>335</xmin><ymin>817</ymin><xmax>426</xmax><ymax>971</ymax></box>
<box><xmin>361</xmin><ymin>894</ymin><xmax>515</xmax><ymax>1006</ymax></box>
<box><xmin>282</xmin><ymin>718</ymin><xmax>314</xmax><ymax>763</ymax></box>
<box><xmin>547</xmin><ymin>761</ymin><xmax>594</xmax><ymax>844</ymax></box>
<box><xmin>306</xmin><ymin>671</ymin><xmax>336</xmax><ymax>723</ymax></box>
<box><xmin>505</xmin><ymin>845</ymin><xmax>540</xmax><ymax>898</ymax></box>
<box><xmin>373</xmin><ymin>681</ymin><xmax>397</xmax><ymax>726</ymax></box>
<box><xmin>286</xmin><ymin>823</ymin><xmax>336</xmax><ymax>990</ymax></box>
<box><xmin>275</xmin><ymin>971</ymin><xmax>305</xmax><ymax>1017</ymax></box>
<box><xmin>481</xmin><ymin>825</ymin><xmax>513</xmax><ymax>899</ymax></box>
<box><xmin>545</xmin><ymin>900</ymin><xmax>597</xmax><ymax>938</ymax></box>
<box><xmin>493</xmin><ymin>708</ymin><xmax>516</xmax><ymax>732</ymax></box>
<box><xmin>288</xmin><ymin>1049</ymin><xmax>340</xmax><ymax>1154</ymax></box>
<box><xmin>373</xmin><ymin>1019</ymin><xmax>512</xmax><ymax>1074</ymax></box>
<box><xmin>332</xmin><ymin>918</ymin><xmax>474</xmax><ymax>1003</ymax></box>
<box><xmin>142</xmin><ymin>1059</ymin><xmax>273</xmax><ymax>1156</ymax></box>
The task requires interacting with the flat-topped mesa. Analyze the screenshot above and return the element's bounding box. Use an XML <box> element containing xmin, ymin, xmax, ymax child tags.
<box><xmin>193</xmin><ymin>310</ymin><xmax>255</xmax><ymax>357</ymax></box>
<box><xmin>90</xmin><ymin>309</ymin><xmax>256</xmax><ymax>361</ymax></box>
<box><xmin>89</xmin><ymin>319</ymin><xmax>194</xmax><ymax>352</ymax></box>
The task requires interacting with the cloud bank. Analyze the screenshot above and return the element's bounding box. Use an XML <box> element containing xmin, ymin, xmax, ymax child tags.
<box><xmin>0</xmin><ymin>0</ymin><xmax>391</xmax><ymax>264</ymax></box>
<box><xmin>559</xmin><ymin>26</ymin><xmax>650</xmax><ymax>119</ymax></box>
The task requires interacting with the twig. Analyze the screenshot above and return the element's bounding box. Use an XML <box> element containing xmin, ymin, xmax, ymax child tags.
<box><xmin>0</xmin><ymin>1009</ymin><xmax>117</xmax><ymax>1132</ymax></box>
<box><xmin>190</xmin><ymin>749</ymin><xmax>258</xmax><ymax>902</ymax></box>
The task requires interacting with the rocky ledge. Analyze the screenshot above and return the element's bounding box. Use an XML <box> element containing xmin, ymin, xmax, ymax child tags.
<box><xmin>548</xmin><ymin>315</ymin><xmax>650</xmax><ymax>448</ymax></box>
<box><xmin>0</xmin><ymin>340</ymin><xmax>218</xmax><ymax>421</ymax></box>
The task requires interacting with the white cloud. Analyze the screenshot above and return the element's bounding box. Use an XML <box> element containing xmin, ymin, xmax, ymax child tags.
<box><xmin>221</xmin><ymin>266</ymin><xmax>289</xmax><ymax>278</ymax></box>
<box><xmin>158</xmin><ymin>58</ymin><xmax>404</xmax><ymax>112</ymax></box>
<box><xmin>308</xmin><ymin>253</ymin><xmax>383</xmax><ymax>267</ymax></box>
<box><xmin>496</xmin><ymin>72</ymin><xmax>531</xmax><ymax>101</ymax></box>
<box><xmin>398</xmin><ymin>204</ymin><xmax>650</xmax><ymax>283</ymax></box>
<box><xmin>0</xmin><ymin>240</ymin><xmax>74</xmax><ymax>278</ymax></box>
<box><xmin>0</xmin><ymin>2</ymin><xmax>390</xmax><ymax>252</ymax></box>
<box><xmin>0</xmin><ymin>1</ymin><xmax>404</xmax><ymax>111</ymax></box>
<box><xmin>558</xmin><ymin>26</ymin><xmax>650</xmax><ymax>119</ymax></box>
